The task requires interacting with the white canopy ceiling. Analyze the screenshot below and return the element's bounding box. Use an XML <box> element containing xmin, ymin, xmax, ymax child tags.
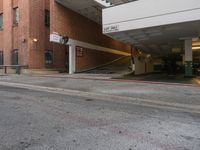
<box><xmin>55</xmin><ymin>0</ymin><xmax>135</xmax><ymax>24</ymax></box>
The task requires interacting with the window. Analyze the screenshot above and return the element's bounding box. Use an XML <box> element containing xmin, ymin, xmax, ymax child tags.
<box><xmin>0</xmin><ymin>51</ymin><xmax>3</xmax><ymax>65</ymax></box>
<box><xmin>13</xmin><ymin>7</ymin><xmax>19</xmax><ymax>26</ymax></box>
<box><xmin>12</xmin><ymin>49</ymin><xmax>18</xmax><ymax>65</ymax></box>
<box><xmin>45</xmin><ymin>9</ymin><xmax>50</xmax><ymax>27</ymax></box>
<box><xmin>0</xmin><ymin>13</ymin><xmax>3</xmax><ymax>29</ymax></box>
<box><xmin>45</xmin><ymin>50</ymin><xmax>53</xmax><ymax>66</ymax></box>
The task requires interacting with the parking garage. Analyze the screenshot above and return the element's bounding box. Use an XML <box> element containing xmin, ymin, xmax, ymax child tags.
<box><xmin>49</xmin><ymin>0</ymin><xmax>200</xmax><ymax>84</ymax></box>
<box><xmin>103</xmin><ymin>0</ymin><xmax>200</xmax><ymax>78</ymax></box>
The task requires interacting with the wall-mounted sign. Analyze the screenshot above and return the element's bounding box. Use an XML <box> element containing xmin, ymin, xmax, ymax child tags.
<box><xmin>50</xmin><ymin>33</ymin><xmax>69</xmax><ymax>45</ymax></box>
<box><xmin>76</xmin><ymin>46</ymin><xmax>84</xmax><ymax>57</ymax></box>
<box><xmin>103</xmin><ymin>25</ymin><xmax>119</xmax><ymax>33</ymax></box>
<box><xmin>50</xmin><ymin>33</ymin><xmax>62</xmax><ymax>43</ymax></box>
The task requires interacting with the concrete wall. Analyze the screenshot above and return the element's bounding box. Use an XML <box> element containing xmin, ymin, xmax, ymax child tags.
<box><xmin>103</xmin><ymin>0</ymin><xmax>200</xmax><ymax>33</ymax></box>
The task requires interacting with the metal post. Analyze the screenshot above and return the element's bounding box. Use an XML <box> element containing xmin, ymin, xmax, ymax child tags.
<box><xmin>16</xmin><ymin>66</ymin><xmax>21</xmax><ymax>75</ymax></box>
<box><xmin>4</xmin><ymin>66</ymin><xmax>7</xmax><ymax>74</ymax></box>
<box><xmin>69</xmin><ymin>44</ymin><xmax>76</xmax><ymax>74</ymax></box>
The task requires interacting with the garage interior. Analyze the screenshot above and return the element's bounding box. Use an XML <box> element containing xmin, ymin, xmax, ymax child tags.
<box><xmin>102</xmin><ymin>0</ymin><xmax>200</xmax><ymax>83</ymax></box>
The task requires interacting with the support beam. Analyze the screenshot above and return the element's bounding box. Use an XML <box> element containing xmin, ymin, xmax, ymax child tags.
<box><xmin>69</xmin><ymin>44</ymin><xmax>76</xmax><ymax>74</ymax></box>
<box><xmin>184</xmin><ymin>39</ymin><xmax>193</xmax><ymax>77</ymax></box>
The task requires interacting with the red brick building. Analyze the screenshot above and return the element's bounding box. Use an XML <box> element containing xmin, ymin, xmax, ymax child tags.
<box><xmin>0</xmin><ymin>0</ymin><xmax>131</xmax><ymax>73</ymax></box>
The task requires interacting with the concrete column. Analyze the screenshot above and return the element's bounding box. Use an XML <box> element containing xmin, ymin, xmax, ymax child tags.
<box><xmin>69</xmin><ymin>44</ymin><xmax>76</xmax><ymax>74</ymax></box>
<box><xmin>184</xmin><ymin>39</ymin><xmax>193</xmax><ymax>77</ymax></box>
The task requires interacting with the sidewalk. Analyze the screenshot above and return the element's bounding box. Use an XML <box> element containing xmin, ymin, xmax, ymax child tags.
<box><xmin>0</xmin><ymin>74</ymin><xmax>200</xmax><ymax>114</ymax></box>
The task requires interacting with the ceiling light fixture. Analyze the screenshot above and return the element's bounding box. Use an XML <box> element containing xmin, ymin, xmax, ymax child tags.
<box><xmin>192</xmin><ymin>46</ymin><xmax>200</xmax><ymax>50</ymax></box>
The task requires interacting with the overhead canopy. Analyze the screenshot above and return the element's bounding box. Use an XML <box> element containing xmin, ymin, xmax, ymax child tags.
<box><xmin>55</xmin><ymin>0</ymin><xmax>135</xmax><ymax>24</ymax></box>
<box><xmin>107</xmin><ymin>21</ymin><xmax>200</xmax><ymax>55</ymax></box>
<box><xmin>103</xmin><ymin>0</ymin><xmax>200</xmax><ymax>54</ymax></box>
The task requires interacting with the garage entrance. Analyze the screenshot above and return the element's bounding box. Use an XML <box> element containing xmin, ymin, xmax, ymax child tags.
<box><xmin>103</xmin><ymin>0</ymin><xmax>200</xmax><ymax>82</ymax></box>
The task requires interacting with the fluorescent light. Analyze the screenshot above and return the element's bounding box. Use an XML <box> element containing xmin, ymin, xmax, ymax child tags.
<box><xmin>192</xmin><ymin>43</ymin><xmax>200</xmax><ymax>46</ymax></box>
<box><xmin>94</xmin><ymin>0</ymin><xmax>112</xmax><ymax>7</ymax></box>
<box><xmin>192</xmin><ymin>47</ymin><xmax>200</xmax><ymax>50</ymax></box>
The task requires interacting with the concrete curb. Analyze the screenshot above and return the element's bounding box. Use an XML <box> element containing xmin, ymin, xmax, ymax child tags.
<box><xmin>32</xmin><ymin>74</ymin><xmax>200</xmax><ymax>88</ymax></box>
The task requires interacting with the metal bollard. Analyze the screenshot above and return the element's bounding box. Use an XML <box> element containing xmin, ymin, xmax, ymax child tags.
<box><xmin>16</xmin><ymin>66</ymin><xmax>21</xmax><ymax>75</ymax></box>
<box><xmin>4</xmin><ymin>66</ymin><xmax>7</xmax><ymax>74</ymax></box>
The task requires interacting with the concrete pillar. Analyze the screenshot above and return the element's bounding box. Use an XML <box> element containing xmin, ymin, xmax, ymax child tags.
<box><xmin>184</xmin><ymin>39</ymin><xmax>193</xmax><ymax>77</ymax></box>
<box><xmin>69</xmin><ymin>44</ymin><xmax>76</xmax><ymax>74</ymax></box>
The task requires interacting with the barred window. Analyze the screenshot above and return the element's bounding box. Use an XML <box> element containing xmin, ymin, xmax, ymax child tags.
<box><xmin>12</xmin><ymin>49</ymin><xmax>18</xmax><ymax>65</ymax></box>
<box><xmin>0</xmin><ymin>13</ymin><xmax>3</xmax><ymax>29</ymax></box>
<box><xmin>13</xmin><ymin>7</ymin><xmax>19</xmax><ymax>26</ymax></box>
<box><xmin>45</xmin><ymin>9</ymin><xmax>50</xmax><ymax>27</ymax></box>
<box><xmin>0</xmin><ymin>51</ymin><xmax>3</xmax><ymax>65</ymax></box>
<box><xmin>45</xmin><ymin>50</ymin><xmax>53</xmax><ymax>66</ymax></box>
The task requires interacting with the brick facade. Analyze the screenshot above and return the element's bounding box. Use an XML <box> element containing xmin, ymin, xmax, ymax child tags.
<box><xmin>0</xmin><ymin>0</ymin><xmax>131</xmax><ymax>71</ymax></box>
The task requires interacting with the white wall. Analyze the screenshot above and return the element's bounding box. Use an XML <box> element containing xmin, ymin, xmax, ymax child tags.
<box><xmin>103</xmin><ymin>0</ymin><xmax>200</xmax><ymax>33</ymax></box>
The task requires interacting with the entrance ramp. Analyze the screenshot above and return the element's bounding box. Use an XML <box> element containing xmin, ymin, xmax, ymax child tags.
<box><xmin>80</xmin><ymin>56</ymin><xmax>133</xmax><ymax>75</ymax></box>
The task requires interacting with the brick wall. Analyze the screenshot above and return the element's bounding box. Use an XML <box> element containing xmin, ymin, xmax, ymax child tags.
<box><xmin>76</xmin><ymin>47</ymin><xmax>122</xmax><ymax>72</ymax></box>
<box><xmin>0</xmin><ymin>32</ymin><xmax>3</xmax><ymax>50</ymax></box>
<box><xmin>0</xmin><ymin>0</ymin><xmax>3</xmax><ymax>50</ymax></box>
<box><xmin>18</xmin><ymin>0</ymin><xmax>30</xmax><ymax>66</ymax></box>
<box><xmin>0</xmin><ymin>0</ymin><xmax>68</xmax><ymax>69</ymax></box>
<box><xmin>3</xmin><ymin>0</ymin><xmax>12</xmax><ymax>65</ymax></box>
<box><xmin>28</xmin><ymin>0</ymin><xmax>67</xmax><ymax>69</ymax></box>
<box><xmin>0</xmin><ymin>0</ymin><xmax>30</xmax><ymax>66</ymax></box>
<box><xmin>0</xmin><ymin>0</ymin><xmax>131</xmax><ymax>71</ymax></box>
<box><xmin>50</xmin><ymin>1</ymin><xmax>131</xmax><ymax>52</ymax></box>
<box><xmin>0</xmin><ymin>0</ymin><xmax>2</xmax><ymax>11</ymax></box>
<box><xmin>50</xmin><ymin>0</ymin><xmax>131</xmax><ymax>71</ymax></box>
<box><xmin>28</xmin><ymin>0</ymin><xmax>46</xmax><ymax>68</ymax></box>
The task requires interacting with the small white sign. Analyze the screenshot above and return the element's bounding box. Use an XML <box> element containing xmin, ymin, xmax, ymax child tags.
<box><xmin>50</xmin><ymin>33</ymin><xmax>62</xmax><ymax>43</ymax></box>
<box><xmin>103</xmin><ymin>25</ymin><xmax>119</xmax><ymax>33</ymax></box>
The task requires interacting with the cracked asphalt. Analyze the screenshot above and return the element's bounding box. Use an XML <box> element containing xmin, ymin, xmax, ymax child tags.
<box><xmin>0</xmin><ymin>75</ymin><xmax>200</xmax><ymax>150</ymax></box>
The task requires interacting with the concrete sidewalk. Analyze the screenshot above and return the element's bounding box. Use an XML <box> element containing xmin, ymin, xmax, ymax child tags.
<box><xmin>0</xmin><ymin>75</ymin><xmax>200</xmax><ymax>113</ymax></box>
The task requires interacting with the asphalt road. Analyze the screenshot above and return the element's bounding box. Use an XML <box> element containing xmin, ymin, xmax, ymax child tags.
<box><xmin>0</xmin><ymin>82</ymin><xmax>200</xmax><ymax>150</ymax></box>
